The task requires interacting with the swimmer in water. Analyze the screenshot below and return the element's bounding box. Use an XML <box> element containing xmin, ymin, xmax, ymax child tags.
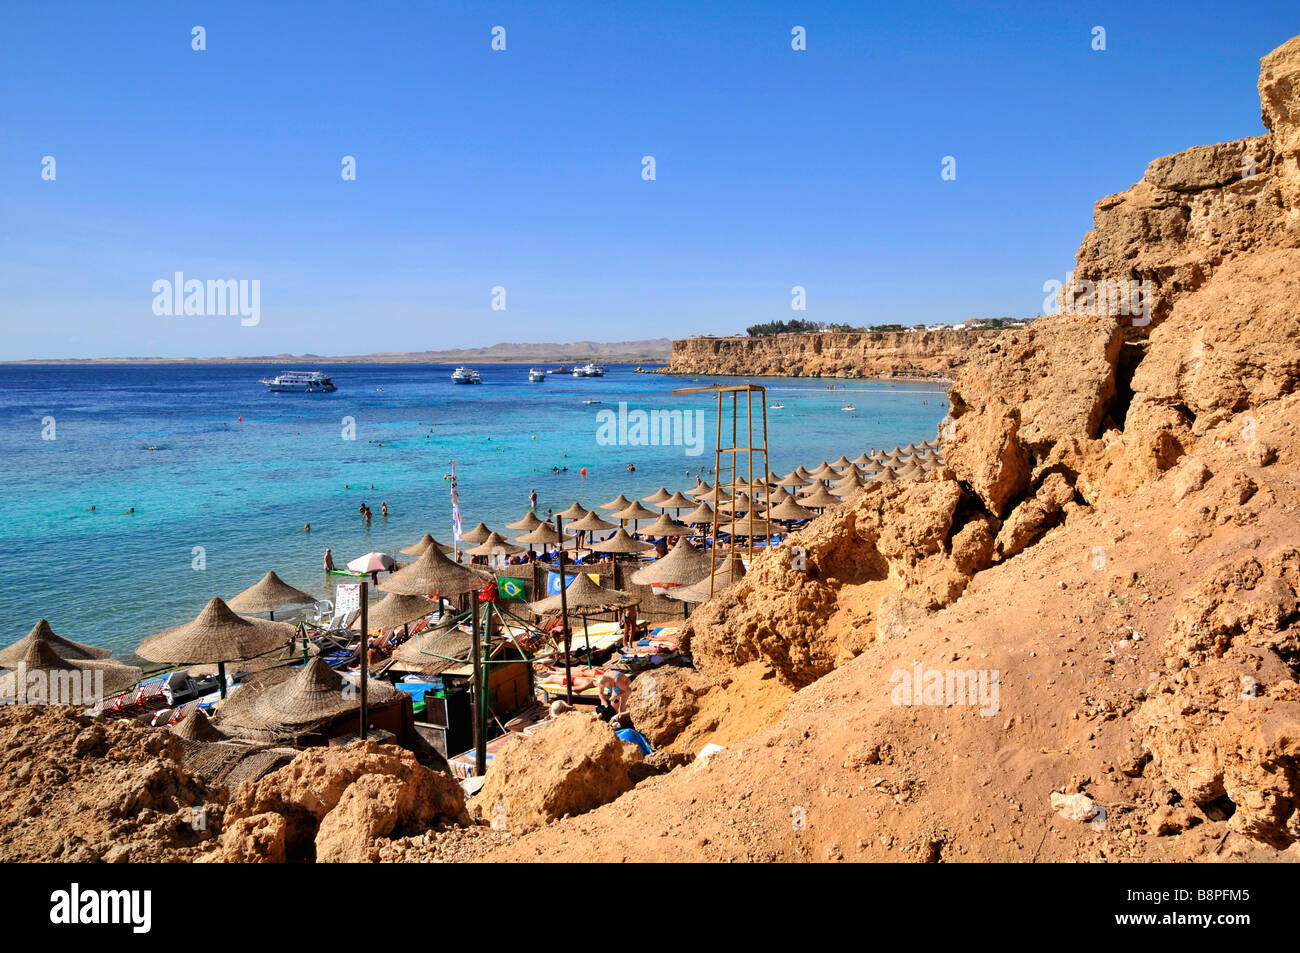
<box><xmin>304</xmin><ymin>523</ymin><xmax>311</xmax><ymax>533</ymax></box>
<box><xmin>381</xmin><ymin>501</ymin><xmax>388</xmax><ymax>518</ymax></box>
<box><xmin>324</xmin><ymin>548</ymin><xmax>335</xmax><ymax>572</ymax></box>
<box><xmin>128</xmin><ymin>507</ymin><xmax>135</xmax><ymax>514</ymax></box>
<box><xmin>626</xmin><ymin>464</ymin><xmax>635</xmax><ymax>472</ymax></box>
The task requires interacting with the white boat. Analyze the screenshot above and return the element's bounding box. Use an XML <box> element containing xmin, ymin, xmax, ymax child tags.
<box><xmin>451</xmin><ymin>367</ymin><xmax>482</xmax><ymax>384</ymax></box>
<box><xmin>841</xmin><ymin>404</ymin><xmax>856</xmax><ymax>412</ymax></box>
<box><xmin>572</xmin><ymin>362</ymin><xmax>606</xmax><ymax>378</ymax></box>
<box><xmin>528</xmin><ymin>368</ymin><xmax>546</xmax><ymax>382</ymax></box>
<box><xmin>258</xmin><ymin>370</ymin><xmax>337</xmax><ymax>393</ymax></box>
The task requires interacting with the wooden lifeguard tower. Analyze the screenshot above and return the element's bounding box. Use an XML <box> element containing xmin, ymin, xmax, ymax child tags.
<box><xmin>671</xmin><ymin>384</ymin><xmax>772</xmax><ymax>595</ymax></box>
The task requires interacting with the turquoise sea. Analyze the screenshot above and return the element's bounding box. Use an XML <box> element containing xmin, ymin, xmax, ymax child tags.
<box><xmin>0</xmin><ymin>362</ymin><xmax>948</xmax><ymax>657</ymax></box>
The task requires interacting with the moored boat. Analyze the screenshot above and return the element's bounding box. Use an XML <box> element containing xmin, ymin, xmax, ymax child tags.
<box><xmin>528</xmin><ymin>368</ymin><xmax>546</xmax><ymax>382</ymax></box>
<box><xmin>451</xmin><ymin>367</ymin><xmax>482</xmax><ymax>384</ymax></box>
<box><xmin>259</xmin><ymin>371</ymin><xmax>337</xmax><ymax>393</ymax></box>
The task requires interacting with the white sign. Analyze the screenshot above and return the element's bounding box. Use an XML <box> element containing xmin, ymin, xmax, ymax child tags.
<box><xmin>336</xmin><ymin>583</ymin><xmax>361</xmax><ymax>615</ymax></box>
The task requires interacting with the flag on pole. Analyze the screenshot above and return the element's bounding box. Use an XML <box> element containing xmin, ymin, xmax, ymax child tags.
<box><xmin>450</xmin><ymin>468</ymin><xmax>462</xmax><ymax>544</ymax></box>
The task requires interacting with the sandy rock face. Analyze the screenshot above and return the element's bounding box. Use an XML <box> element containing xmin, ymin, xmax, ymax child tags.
<box><xmin>1139</xmin><ymin>545</ymin><xmax>1300</xmax><ymax>847</ymax></box>
<box><xmin>219</xmin><ymin>740</ymin><xmax>469</xmax><ymax>862</ymax></box>
<box><xmin>1260</xmin><ymin>35</ymin><xmax>1300</xmax><ymax>216</ymax></box>
<box><xmin>624</xmin><ymin>667</ymin><xmax>704</xmax><ymax>747</ymax></box>
<box><xmin>472</xmin><ymin>712</ymin><xmax>642</xmax><ymax>831</ymax></box>
<box><xmin>687</xmin><ymin>477</ymin><xmax>972</xmax><ymax>687</ymax></box>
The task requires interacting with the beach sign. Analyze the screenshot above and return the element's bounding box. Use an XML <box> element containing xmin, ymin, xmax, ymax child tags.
<box><xmin>335</xmin><ymin>583</ymin><xmax>361</xmax><ymax>615</ymax></box>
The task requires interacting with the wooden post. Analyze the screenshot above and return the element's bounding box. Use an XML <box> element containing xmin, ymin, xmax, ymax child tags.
<box><xmin>359</xmin><ymin>581</ymin><xmax>369</xmax><ymax>740</ymax></box>
<box><xmin>470</xmin><ymin>591</ymin><xmax>485</xmax><ymax>775</ymax></box>
<box><xmin>555</xmin><ymin>515</ymin><xmax>574</xmax><ymax>705</ymax></box>
<box><xmin>217</xmin><ymin>660</ymin><xmax>228</xmax><ymax>699</ymax></box>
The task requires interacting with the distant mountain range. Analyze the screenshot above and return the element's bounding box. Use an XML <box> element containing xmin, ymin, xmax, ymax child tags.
<box><xmin>18</xmin><ymin>339</ymin><xmax>673</xmax><ymax>365</ymax></box>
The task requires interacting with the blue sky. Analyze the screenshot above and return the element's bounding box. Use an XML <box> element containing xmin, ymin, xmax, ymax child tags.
<box><xmin>0</xmin><ymin>1</ymin><xmax>1294</xmax><ymax>359</ymax></box>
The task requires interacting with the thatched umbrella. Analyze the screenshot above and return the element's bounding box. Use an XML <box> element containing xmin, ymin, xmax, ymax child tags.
<box><xmin>0</xmin><ymin>619</ymin><xmax>111</xmax><ymax>666</ymax></box>
<box><xmin>643</xmin><ymin>487</ymin><xmax>672</xmax><ymax>505</ymax></box>
<box><xmin>832</xmin><ymin>471</ymin><xmax>866</xmax><ymax>491</ymax></box>
<box><xmin>799</xmin><ymin>485</ymin><xmax>842</xmax><ymax>511</ymax></box>
<box><xmin>137</xmin><ymin>598</ymin><xmax>297</xmax><ymax>698</ymax></box>
<box><xmin>717</xmin><ymin>492</ymin><xmax>752</xmax><ymax>514</ymax></box>
<box><xmin>466</xmin><ymin>532</ymin><xmax>526</xmax><ymax>561</ymax></box>
<box><xmin>171</xmin><ymin>706</ymin><xmax>227</xmax><ymax>742</ymax></box>
<box><xmin>516</xmin><ymin>522</ymin><xmax>575</xmax><ymax>551</ymax></box>
<box><xmin>227</xmin><ymin>571</ymin><xmax>315</xmax><ymax>620</ymax></box>
<box><xmin>643</xmin><ymin>512</ymin><xmax>688</xmax><ymax>539</ymax></box>
<box><xmin>529</xmin><ymin>572</ymin><xmax>641</xmax><ymax>663</ymax></box>
<box><xmin>460</xmin><ymin>522</ymin><xmax>494</xmax><ymax>545</ymax></box>
<box><xmin>717</xmin><ymin>513</ymin><xmax>773</xmax><ymax>539</ymax></box>
<box><xmin>831</xmin><ymin>455</ymin><xmax>854</xmax><ymax>469</ymax></box>
<box><xmin>366</xmin><ymin>592</ymin><xmax>439</xmax><ymax>632</ymax></box>
<box><xmin>768</xmin><ymin>497</ymin><xmax>818</xmax><ymax>523</ymax></box>
<box><xmin>614</xmin><ymin>500</ymin><xmax>658</xmax><ymax>531</ymax></box>
<box><xmin>600</xmin><ymin>493</ymin><xmax>633</xmax><ymax>512</ymax></box>
<box><xmin>568</xmin><ymin>510</ymin><xmax>616</xmax><ymax>534</ymax></box>
<box><xmin>219</xmin><ymin>657</ymin><xmax>403</xmax><ymax>735</ymax></box>
<box><xmin>777</xmin><ymin>470</ymin><xmax>811</xmax><ymax>488</ymax></box>
<box><xmin>590</xmin><ymin>527</ymin><xmax>654</xmax><ymax>557</ymax></box>
<box><xmin>667</xmin><ymin>552</ymin><xmax>748</xmax><ymax>603</ymax></box>
<box><xmin>872</xmin><ymin>467</ymin><xmax>899</xmax><ymax>484</ymax></box>
<box><xmin>794</xmin><ymin>465</ymin><xmax>813</xmax><ymax>480</ymax></box>
<box><xmin>398</xmin><ymin>534</ymin><xmax>454</xmax><ymax>556</ymax></box>
<box><xmin>380</xmin><ymin>544</ymin><xmax>488</xmax><ymax>597</ymax></box>
<box><xmin>557</xmin><ymin>502</ymin><xmax>589</xmax><ymax>521</ymax></box>
<box><xmin>631</xmin><ymin>539</ymin><xmax>711</xmax><ymax>587</ymax></box>
<box><xmin>504</xmin><ymin>512</ymin><xmax>544</xmax><ymax>532</ymax></box>
<box><xmin>0</xmin><ymin>637</ymin><xmax>141</xmax><ymax>703</ymax></box>
<box><xmin>683</xmin><ymin>500</ymin><xmax>716</xmax><ymax>525</ymax></box>
<box><xmin>851</xmin><ymin>452</ymin><xmax>873</xmax><ymax>466</ymax></box>
<box><xmin>658</xmin><ymin>491</ymin><xmax>694</xmax><ymax>512</ymax></box>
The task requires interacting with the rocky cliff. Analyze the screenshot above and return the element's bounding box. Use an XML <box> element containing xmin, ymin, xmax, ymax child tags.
<box><xmin>664</xmin><ymin>330</ymin><xmax>1002</xmax><ymax>379</ymax></box>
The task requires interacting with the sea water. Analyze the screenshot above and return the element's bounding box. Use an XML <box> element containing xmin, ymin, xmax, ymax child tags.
<box><xmin>0</xmin><ymin>362</ymin><xmax>948</xmax><ymax>656</ymax></box>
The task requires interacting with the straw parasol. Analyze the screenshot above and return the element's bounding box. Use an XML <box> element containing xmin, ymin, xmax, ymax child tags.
<box><xmin>631</xmin><ymin>538</ymin><xmax>711</xmax><ymax>587</ymax></box>
<box><xmin>768</xmin><ymin>498</ymin><xmax>818</xmax><ymax>522</ymax></box>
<box><xmin>831</xmin><ymin>455</ymin><xmax>854</xmax><ymax>469</ymax></box>
<box><xmin>221</xmin><ymin>657</ymin><xmax>403</xmax><ymax>732</ymax></box>
<box><xmin>667</xmin><ymin>552</ymin><xmax>748</xmax><ymax>603</ymax></box>
<box><xmin>466</xmin><ymin>531</ymin><xmax>526</xmax><ymax>557</ymax></box>
<box><xmin>872</xmin><ymin>467</ymin><xmax>898</xmax><ymax>483</ymax></box>
<box><xmin>589</xmin><ymin>527</ymin><xmax>655</xmax><ymax>556</ymax></box>
<box><xmin>226</xmin><ymin>571</ymin><xmax>315</xmax><ymax>619</ymax></box>
<box><xmin>643</xmin><ymin>512</ymin><xmax>688</xmax><ymax>538</ymax></box>
<box><xmin>0</xmin><ymin>637</ymin><xmax>142</xmax><ymax>701</ymax></box>
<box><xmin>557</xmin><ymin>502</ymin><xmax>589</xmax><ymax>521</ymax></box>
<box><xmin>658</xmin><ymin>491</ymin><xmax>695</xmax><ymax>511</ymax></box>
<box><xmin>504</xmin><ymin>512</ymin><xmax>544</xmax><ymax>532</ymax></box>
<box><xmin>366</xmin><ymin>592</ymin><xmax>439</xmax><ymax>631</ymax></box>
<box><xmin>528</xmin><ymin>571</ymin><xmax>640</xmax><ymax>615</ymax></box>
<box><xmin>777</xmin><ymin>470</ymin><xmax>811</xmax><ymax>488</ymax></box>
<box><xmin>643</xmin><ymin>487</ymin><xmax>672</xmax><ymax>505</ymax></box>
<box><xmin>683</xmin><ymin>501</ymin><xmax>716</xmax><ymax>525</ymax></box>
<box><xmin>851</xmin><ymin>452</ymin><xmax>873</xmax><ymax>466</ymax></box>
<box><xmin>794</xmin><ymin>465</ymin><xmax>813</xmax><ymax>480</ymax></box>
<box><xmin>171</xmin><ymin>706</ymin><xmax>228</xmax><ymax>742</ymax></box>
<box><xmin>137</xmin><ymin>597</ymin><xmax>296</xmax><ymax>666</ymax></box>
<box><xmin>380</xmin><ymin>544</ymin><xmax>488</xmax><ymax>597</ymax></box>
<box><xmin>0</xmin><ymin>619</ymin><xmax>112</xmax><ymax>666</ymax></box>
<box><xmin>399</xmin><ymin>534</ymin><xmax>454</xmax><ymax>556</ymax></box>
<box><xmin>600</xmin><ymin>493</ymin><xmax>633</xmax><ymax>511</ymax></box>
<box><xmin>568</xmin><ymin>511</ymin><xmax>617</xmax><ymax>534</ymax></box>
<box><xmin>516</xmin><ymin>522</ymin><xmax>575</xmax><ymax>549</ymax></box>
<box><xmin>716</xmin><ymin>513</ymin><xmax>772</xmax><ymax>538</ymax></box>
<box><xmin>799</xmin><ymin>485</ymin><xmax>842</xmax><ymax>510</ymax></box>
<box><xmin>613</xmin><ymin>500</ymin><xmax>658</xmax><ymax>530</ymax></box>
<box><xmin>459</xmin><ymin>522</ymin><xmax>494</xmax><ymax>545</ymax></box>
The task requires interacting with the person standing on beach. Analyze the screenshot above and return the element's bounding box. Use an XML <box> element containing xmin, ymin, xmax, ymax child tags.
<box><xmin>324</xmin><ymin>548</ymin><xmax>335</xmax><ymax>573</ymax></box>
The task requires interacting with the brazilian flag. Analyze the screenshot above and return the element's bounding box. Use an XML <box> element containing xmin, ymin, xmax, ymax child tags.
<box><xmin>497</xmin><ymin>577</ymin><xmax>527</xmax><ymax>601</ymax></box>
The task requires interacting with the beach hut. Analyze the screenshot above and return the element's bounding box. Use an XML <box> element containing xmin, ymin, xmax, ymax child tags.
<box><xmin>227</xmin><ymin>571</ymin><xmax>315</xmax><ymax>621</ymax></box>
<box><xmin>137</xmin><ymin>597</ymin><xmax>297</xmax><ymax>699</ymax></box>
<box><xmin>0</xmin><ymin>619</ymin><xmax>112</xmax><ymax>666</ymax></box>
<box><xmin>0</xmin><ymin>637</ymin><xmax>141</xmax><ymax>704</ymax></box>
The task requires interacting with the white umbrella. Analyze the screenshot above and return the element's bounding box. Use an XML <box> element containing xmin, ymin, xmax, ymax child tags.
<box><xmin>347</xmin><ymin>551</ymin><xmax>395</xmax><ymax>573</ymax></box>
